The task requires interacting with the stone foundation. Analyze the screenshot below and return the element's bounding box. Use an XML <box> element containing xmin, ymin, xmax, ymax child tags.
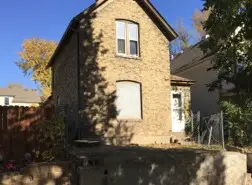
<box><xmin>72</xmin><ymin>146</ymin><xmax>247</xmax><ymax>185</ymax></box>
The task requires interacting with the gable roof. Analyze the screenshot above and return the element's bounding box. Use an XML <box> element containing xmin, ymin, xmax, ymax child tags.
<box><xmin>0</xmin><ymin>87</ymin><xmax>41</xmax><ymax>103</ymax></box>
<box><xmin>171</xmin><ymin>41</ymin><xmax>213</xmax><ymax>74</ymax></box>
<box><xmin>47</xmin><ymin>0</ymin><xmax>178</xmax><ymax>68</ymax></box>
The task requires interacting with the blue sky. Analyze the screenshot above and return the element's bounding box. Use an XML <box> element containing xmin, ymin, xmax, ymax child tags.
<box><xmin>0</xmin><ymin>0</ymin><xmax>203</xmax><ymax>89</ymax></box>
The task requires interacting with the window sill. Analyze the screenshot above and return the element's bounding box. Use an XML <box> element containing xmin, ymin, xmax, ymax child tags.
<box><xmin>117</xmin><ymin>118</ymin><xmax>143</xmax><ymax>122</ymax></box>
<box><xmin>115</xmin><ymin>54</ymin><xmax>141</xmax><ymax>60</ymax></box>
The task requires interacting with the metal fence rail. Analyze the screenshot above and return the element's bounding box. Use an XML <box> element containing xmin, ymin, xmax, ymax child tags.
<box><xmin>188</xmin><ymin>111</ymin><xmax>225</xmax><ymax>149</ymax></box>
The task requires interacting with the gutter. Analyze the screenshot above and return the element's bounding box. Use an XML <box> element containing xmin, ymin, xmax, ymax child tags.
<box><xmin>171</xmin><ymin>81</ymin><xmax>196</xmax><ymax>86</ymax></box>
<box><xmin>77</xmin><ymin>28</ymin><xmax>81</xmax><ymax>111</ymax></box>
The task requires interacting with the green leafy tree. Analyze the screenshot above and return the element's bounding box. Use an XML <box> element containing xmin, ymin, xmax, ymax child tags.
<box><xmin>201</xmin><ymin>0</ymin><xmax>252</xmax><ymax>146</ymax></box>
<box><xmin>17</xmin><ymin>38</ymin><xmax>58</xmax><ymax>99</ymax></box>
<box><xmin>201</xmin><ymin>0</ymin><xmax>252</xmax><ymax>97</ymax></box>
<box><xmin>222</xmin><ymin>100</ymin><xmax>252</xmax><ymax>146</ymax></box>
<box><xmin>29</xmin><ymin>119</ymin><xmax>65</xmax><ymax>161</ymax></box>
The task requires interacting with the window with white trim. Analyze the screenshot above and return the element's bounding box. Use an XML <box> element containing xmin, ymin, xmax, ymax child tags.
<box><xmin>4</xmin><ymin>97</ymin><xmax>9</xmax><ymax>106</ymax></box>
<box><xmin>172</xmin><ymin>93</ymin><xmax>183</xmax><ymax>121</ymax></box>
<box><xmin>116</xmin><ymin>21</ymin><xmax>139</xmax><ymax>56</ymax></box>
<box><xmin>116</xmin><ymin>81</ymin><xmax>142</xmax><ymax>119</ymax></box>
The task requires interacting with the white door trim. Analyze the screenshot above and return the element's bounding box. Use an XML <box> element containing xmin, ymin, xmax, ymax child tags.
<box><xmin>171</xmin><ymin>91</ymin><xmax>185</xmax><ymax>132</ymax></box>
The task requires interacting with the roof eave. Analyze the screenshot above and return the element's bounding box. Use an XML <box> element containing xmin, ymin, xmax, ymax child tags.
<box><xmin>171</xmin><ymin>80</ymin><xmax>196</xmax><ymax>86</ymax></box>
<box><xmin>46</xmin><ymin>20</ymin><xmax>76</xmax><ymax>68</ymax></box>
<box><xmin>47</xmin><ymin>0</ymin><xmax>178</xmax><ymax>68</ymax></box>
<box><xmin>143</xmin><ymin>0</ymin><xmax>178</xmax><ymax>41</ymax></box>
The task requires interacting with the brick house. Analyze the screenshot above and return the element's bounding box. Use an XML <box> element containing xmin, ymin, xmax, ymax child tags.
<box><xmin>47</xmin><ymin>0</ymin><xmax>194</xmax><ymax>145</ymax></box>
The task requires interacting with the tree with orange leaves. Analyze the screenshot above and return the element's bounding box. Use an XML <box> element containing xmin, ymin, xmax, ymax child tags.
<box><xmin>192</xmin><ymin>9</ymin><xmax>210</xmax><ymax>37</ymax></box>
<box><xmin>17</xmin><ymin>38</ymin><xmax>57</xmax><ymax>99</ymax></box>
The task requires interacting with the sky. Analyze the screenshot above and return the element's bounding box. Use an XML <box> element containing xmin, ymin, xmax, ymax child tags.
<box><xmin>0</xmin><ymin>0</ymin><xmax>203</xmax><ymax>89</ymax></box>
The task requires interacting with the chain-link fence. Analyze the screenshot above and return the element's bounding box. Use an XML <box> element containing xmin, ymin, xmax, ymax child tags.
<box><xmin>187</xmin><ymin>111</ymin><xmax>225</xmax><ymax>149</ymax></box>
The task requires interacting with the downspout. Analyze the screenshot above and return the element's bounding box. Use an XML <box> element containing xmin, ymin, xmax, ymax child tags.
<box><xmin>77</xmin><ymin>26</ymin><xmax>81</xmax><ymax>139</ymax></box>
<box><xmin>70</xmin><ymin>18</ymin><xmax>81</xmax><ymax>140</ymax></box>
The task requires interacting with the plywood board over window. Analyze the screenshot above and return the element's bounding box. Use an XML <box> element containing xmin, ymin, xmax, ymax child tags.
<box><xmin>116</xmin><ymin>81</ymin><xmax>142</xmax><ymax>120</ymax></box>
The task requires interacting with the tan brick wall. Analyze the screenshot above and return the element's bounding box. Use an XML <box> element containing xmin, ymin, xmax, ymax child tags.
<box><xmin>77</xmin><ymin>0</ymin><xmax>172</xmax><ymax>145</ymax></box>
<box><xmin>52</xmin><ymin>33</ymin><xmax>78</xmax><ymax>123</ymax></box>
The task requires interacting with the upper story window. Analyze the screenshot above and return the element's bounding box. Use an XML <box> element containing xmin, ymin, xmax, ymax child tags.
<box><xmin>116</xmin><ymin>20</ymin><xmax>139</xmax><ymax>57</ymax></box>
<box><xmin>4</xmin><ymin>97</ymin><xmax>9</xmax><ymax>106</ymax></box>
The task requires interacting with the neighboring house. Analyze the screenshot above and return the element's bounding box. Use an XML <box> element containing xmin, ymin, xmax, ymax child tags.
<box><xmin>48</xmin><ymin>0</ymin><xmax>194</xmax><ymax>145</ymax></box>
<box><xmin>0</xmin><ymin>86</ymin><xmax>41</xmax><ymax>107</ymax></box>
<box><xmin>171</xmin><ymin>42</ymin><xmax>233</xmax><ymax>117</ymax></box>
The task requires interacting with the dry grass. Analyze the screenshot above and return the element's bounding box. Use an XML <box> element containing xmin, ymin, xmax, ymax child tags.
<box><xmin>141</xmin><ymin>143</ymin><xmax>223</xmax><ymax>151</ymax></box>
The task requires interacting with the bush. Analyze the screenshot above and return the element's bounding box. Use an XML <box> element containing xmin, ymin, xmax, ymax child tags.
<box><xmin>222</xmin><ymin>100</ymin><xmax>252</xmax><ymax>147</ymax></box>
<box><xmin>29</xmin><ymin>119</ymin><xmax>65</xmax><ymax>162</ymax></box>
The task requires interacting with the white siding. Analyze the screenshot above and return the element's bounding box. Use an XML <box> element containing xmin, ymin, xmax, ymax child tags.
<box><xmin>0</xmin><ymin>96</ymin><xmax>36</xmax><ymax>107</ymax></box>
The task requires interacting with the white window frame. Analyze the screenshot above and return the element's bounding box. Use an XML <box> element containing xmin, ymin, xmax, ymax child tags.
<box><xmin>128</xmin><ymin>23</ymin><xmax>139</xmax><ymax>56</ymax></box>
<box><xmin>116</xmin><ymin>20</ymin><xmax>139</xmax><ymax>57</ymax></box>
<box><xmin>4</xmin><ymin>97</ymin><xmax>9</xmax><ymax>106</ymax></box>
<box><xmin>116</xmin><ymin>21</ymin><xmax>127</xmax><ymax>55</ymax></box>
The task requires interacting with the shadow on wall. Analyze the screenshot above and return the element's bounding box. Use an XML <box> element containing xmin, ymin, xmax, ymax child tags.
<box><xmin>77</xmin><ymin>11</ymin><xmax>134</xmax><ymax>145</ymax></box>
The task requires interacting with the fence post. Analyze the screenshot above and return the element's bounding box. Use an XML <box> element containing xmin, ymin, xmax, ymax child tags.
<box><xmin>197</xmin><ymin>111</ymin><xmax>201</xmax><ymax>144</ymax></box>
<box><xmin>208</xmin><ymin>126</ymin><xmax>213</xmax><ymax>147</ymax></box>
<box><xmin>191</xmin><ymin>110</ymin><xmax>194</xmax><ymax>133</ymax></box>
<box><xmin>220</xmin><ymin>111</ymin><xmax>225</xmax><ymax>150</ymax></box>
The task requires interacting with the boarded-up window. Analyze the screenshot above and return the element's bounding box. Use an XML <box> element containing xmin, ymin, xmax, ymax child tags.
<box><xmin>116</xmin><ymin>81</ymin><xmax>142</xmax><ymax>119</ymax></box>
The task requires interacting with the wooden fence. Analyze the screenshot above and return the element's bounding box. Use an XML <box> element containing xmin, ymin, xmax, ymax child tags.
<box><xmin>0</xmin><ymin>106</ymin><xmax>53</xmax><ymax>160</ymax></box>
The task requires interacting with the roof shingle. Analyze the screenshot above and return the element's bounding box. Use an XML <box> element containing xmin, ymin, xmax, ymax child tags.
<box><xmin>0</xmin><ymin>87</ymin><xmax>41</xmax><ymax>103</ymax></box>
